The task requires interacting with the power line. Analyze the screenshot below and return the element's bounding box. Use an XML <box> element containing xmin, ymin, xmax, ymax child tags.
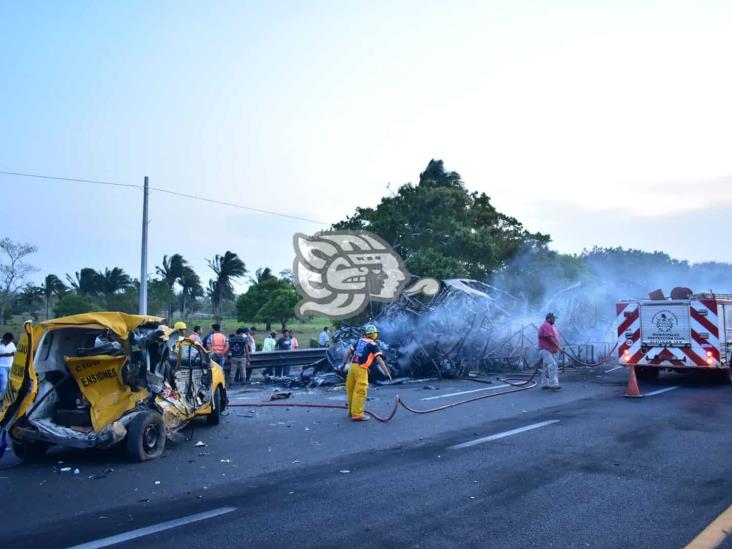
<box><xmin>0</xmin><ymin>170</ymin><xmax>141</xmax><ymax>189</ymax></box>
<box><xmin>152</xmin><ymin>187</ymin><xmax>327</xmax><ymax>225</ymax></box>
<box><xmin>0</xmin><ymin>169</ymin><xmax>329</xmax><ymax>226</ymax></box>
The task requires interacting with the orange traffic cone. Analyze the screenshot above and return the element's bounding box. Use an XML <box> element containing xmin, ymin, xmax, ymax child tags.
<box><xmin>624</xmin><ymin>366</ymin><xmax>643</xmax><ymax>398</ymax></box>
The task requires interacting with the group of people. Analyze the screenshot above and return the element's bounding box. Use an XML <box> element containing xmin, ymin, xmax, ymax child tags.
<box><xmin>170</xmin><ymin>321</ymin><xmax>315</xmax><ymax>387</ymax></box>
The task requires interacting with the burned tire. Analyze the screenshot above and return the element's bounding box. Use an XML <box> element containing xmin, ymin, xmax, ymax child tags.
<box><xmin>636</xmin><ymin>367</ymin><xmax>660</xmax><ymax>381</ymax></box>
<box><xmin>206</xmin><ymin>386</ymin><xmax>223</xmax><ymax>426</ymax></box>
<box><xmin>125</xmin><ymin>411</ymin><xmax>166</xmax><ymax>462</ymax></box>
<box><xmin>12</xmin><ymin>441</ymin><xmax>49</xmax><ymax>462</ymax></box>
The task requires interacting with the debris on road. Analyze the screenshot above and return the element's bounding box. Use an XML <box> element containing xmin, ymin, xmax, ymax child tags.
<box><xmin>270</xmin><ymin>391</ymin><xmax>293</xmax><ymax>401</ymax></box>
<box><xmin>195</xmin><ymin>441</ymin><xmax>207</xmax><ymax>447</ymax></box>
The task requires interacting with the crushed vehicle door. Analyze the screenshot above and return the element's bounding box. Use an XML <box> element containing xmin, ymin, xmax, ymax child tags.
<box><xmin>0</xmin><ymin>322</ymin><xmax>39</xmax><ymax>429</ymax></box>
<box><xmin>65</xmin><ymin>354</ymin><xmax>149</xmax><ymax>431</ymax></box>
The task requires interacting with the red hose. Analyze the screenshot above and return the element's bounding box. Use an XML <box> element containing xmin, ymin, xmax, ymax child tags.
<box><xmin>227</xmin><ymin>368</ymin><xmax>539</xmax><ymax>423</ymax></box>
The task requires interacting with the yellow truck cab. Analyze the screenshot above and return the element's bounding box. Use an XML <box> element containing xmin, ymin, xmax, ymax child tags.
<box><xmin>0</xmin><ymin>312</ymin><xmax>227</xmax><ymax>462</ymax></box>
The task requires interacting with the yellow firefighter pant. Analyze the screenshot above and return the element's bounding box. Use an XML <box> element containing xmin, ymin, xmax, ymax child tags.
<box><xmin>346</xmin><ymin>364</ymin><xmax>369</xmax><ymax>418</ymax></box>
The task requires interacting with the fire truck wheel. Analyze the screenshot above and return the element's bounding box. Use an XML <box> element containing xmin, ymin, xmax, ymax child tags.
<box><xmin>635</xmin><ymin>367</ymin><xmax>659</xmax><ymax>381</ymax></box>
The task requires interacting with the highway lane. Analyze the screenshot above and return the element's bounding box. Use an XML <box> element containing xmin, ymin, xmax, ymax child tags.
<box><xmin>2</xmin><ymin>369</ymin><xmax>732</xmax><ymax>548</ymax></box>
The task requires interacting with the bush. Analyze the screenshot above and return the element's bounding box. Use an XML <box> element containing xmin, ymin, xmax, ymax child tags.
<box><xmin>53</xmin><ymin>294</ymin><xmax>101</xmax><ymax>317</ymax></box>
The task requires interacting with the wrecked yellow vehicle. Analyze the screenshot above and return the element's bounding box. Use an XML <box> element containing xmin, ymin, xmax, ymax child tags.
<box><xmin>0</xmin><ymin>312</ymin><xmax>227</xmax><ymax>462</ymax></box>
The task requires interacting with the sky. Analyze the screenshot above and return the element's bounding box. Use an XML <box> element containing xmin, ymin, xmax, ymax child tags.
<box><xmin>1</xmin><ymin>0</ymin><xmax>731</xmax><ymax>291</ymax></box>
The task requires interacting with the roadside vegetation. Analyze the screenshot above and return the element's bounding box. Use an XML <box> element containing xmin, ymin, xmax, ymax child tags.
<box><xmin>3</xmin><ymin>159</ymin><xmax>731</xmax><ymax>341</ymax></box>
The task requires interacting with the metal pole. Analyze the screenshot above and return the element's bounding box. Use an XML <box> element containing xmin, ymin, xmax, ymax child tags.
<box><xmin>139</xmin><ymin>176</ymin><xmax>149</xmax><ymax>315</ymax></box>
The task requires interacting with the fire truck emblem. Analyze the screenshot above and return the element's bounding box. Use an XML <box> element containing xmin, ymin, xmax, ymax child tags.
<box><xmin>293</xmin><ymin>230</ymin><xmax>440</xmax><ymax>320</ymax></box>
<box><xmin>652</xmin><ymin>310</ymin><xmax>677</xmax><ymax>333</ymax></box>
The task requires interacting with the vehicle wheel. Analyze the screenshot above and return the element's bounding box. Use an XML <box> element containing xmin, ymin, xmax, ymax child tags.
<box><xmin>12</xmin><ymin>441</ymin><xmax>49</xmax><ymax>462</ymax></box>
<box><xmin>207</xmin><ymin>386</ymin><xmax>223</xmax><ymax>426</ymax></box>
<box><xmin>636</xmin><ymin>367</ymin><xmax>660</xmax><ymax>381</ymax></box>
<box><xmin>125</xmin><ymin>410</ymin><xmax>166</xmax><ymax>462</ymax></box>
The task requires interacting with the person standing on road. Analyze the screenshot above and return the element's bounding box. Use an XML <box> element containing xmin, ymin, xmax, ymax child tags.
<box><xmin>340</xmin><ymin>324</ymin><xmax>391</xmax><ymax>421</ymax></box>
<box><xmin>290</xmin><ymin>330</ymin><xmax>299</xmax><ymax>350</ymax></box>
<box><xmin>262</xmin><ymin>330</ymin><xmax>276</xmax><ymax>377</ymax></box>
<box><xmin>0</xmin><ymin>332</ymin><xmax>16</xmax><ymax>398</ymax></box>
<box><xmin>538</xmin><ymin>312</ymin><xmax>564</xmax><ymax>391</ymax></box>
<box><xmin>190</xmin><ymin>325</ymin><xmax>202</xmax><ymax>344</ymax></box>
<box><xmin>207</xmin><ymin>324</ymin><xmax>229</xmax><ymax>371</ymax></box>
<box><xmin>248</xmin><ymin>327</ymin><xmax>257</xmax><ymax>354</ymax></box>
<box><xmin>242</xmin><ymin>328</ymin><xmax>254</xmax><ymax>383</ymax></box>
<box><xmin>228</xmin><ymin>328</ymin><xmax>249</xmax><ymax>388</ymax></box>
<box><xmin>275</xmin><ymin>329</ymin><xmax>293</xmax><ymax>376</ymax></box>
<box><xmin>319</xmin><ymin>327</ymin><xmax>330</xmax><ymax>347</ymax></box>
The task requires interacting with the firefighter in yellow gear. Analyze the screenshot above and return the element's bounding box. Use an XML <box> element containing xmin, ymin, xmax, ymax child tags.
<box><xmin>341</xmin><ymin>324</ymin><xmax>391</xmax><ymax>421</ymax></box>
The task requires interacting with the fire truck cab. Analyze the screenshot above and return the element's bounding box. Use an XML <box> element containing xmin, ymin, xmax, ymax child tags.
<box><xmin>616</xmin><ymin>293</ymin><xmax>732</xmax><ymax>381</ymax></box>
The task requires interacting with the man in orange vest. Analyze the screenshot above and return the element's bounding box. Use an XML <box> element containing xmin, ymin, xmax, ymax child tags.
<box><xmin>340</xmin><ymin>324</ymin><xmax>391</xmax><ymax>421</ymax></box>
<box><xmin>205</xmin><ymin>323</ymin><xmax>230</xmax><ymax>375</ymax></box>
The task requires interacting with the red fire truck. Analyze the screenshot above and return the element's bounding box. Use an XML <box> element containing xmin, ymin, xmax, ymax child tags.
<box><xmin>616</xmin><ymin>293</ymin><xmax>732</xmax><ymax>381</ymax></box>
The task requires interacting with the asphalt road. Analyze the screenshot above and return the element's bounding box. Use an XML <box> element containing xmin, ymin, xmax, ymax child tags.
<box><xmin>2</xmin><ymin>367</ymin><xmax>732</xmax><ymax>548</ymax></box>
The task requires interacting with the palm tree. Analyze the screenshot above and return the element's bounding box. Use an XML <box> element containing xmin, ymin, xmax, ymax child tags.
<box><xmin>66</xmin><ymin>268</ymin><xmax>102</xmax><ymax>296</ymax></box>
<box><xmin>251</xmin><ymin>267</ymin><xmax>275</xmax><ymax>284</ymax></box>
<box><xmin>179</xmin><ymin>265</ymin><xmax>203</xmax><ymax>318</ymax></box>
<box><xmin>156</xmin><ymin>254</ymin><xmax>185</xmax><ymax>289</ymax></box>
<box><xmin>206</xmin><ymin>251</ymin><xmax>246</xmax><ymax>319</ymax></box>
<box><xmin>156</xmin><ymin>254</ymin><xmax>188</xmax><ymax>319</ymax></box>
<box><xmin>97</xmin><ymin>267</ymin><xmax>132</xmax><ymax>297</ymax></box>
<box><xmin>41</xmin><ymin>274</ymin><xmax>67</xmax><ymax>319</ymax></box>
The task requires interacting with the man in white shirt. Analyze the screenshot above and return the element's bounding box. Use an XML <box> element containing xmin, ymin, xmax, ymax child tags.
<box><xmin>319</xmin><ymin>327</ymin><xmax>330</xmax><ymax>347</ymax></box>
<box><xmin>0</xmin><ymin>332</ymin><xmax>16</xmax><ymax>398</ymax></box>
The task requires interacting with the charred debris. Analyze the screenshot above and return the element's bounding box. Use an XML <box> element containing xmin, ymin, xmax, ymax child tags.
<box><xmin>270</xmin><ymin>279</ymin><xmax>616</xmax><ymax>388</ymax></box>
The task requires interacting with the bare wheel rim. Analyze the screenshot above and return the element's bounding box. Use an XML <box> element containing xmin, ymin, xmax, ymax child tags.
<box><xmin>143</xmin><ymin>423</ymin><xmax>159</xmax><ymax>452</ymax></box>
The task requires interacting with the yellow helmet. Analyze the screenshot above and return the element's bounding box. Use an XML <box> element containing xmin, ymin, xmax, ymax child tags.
<box><xmin>174</xmin><ymin>321</ymin><xmax>187</xmax><ymax>331</ymax></box>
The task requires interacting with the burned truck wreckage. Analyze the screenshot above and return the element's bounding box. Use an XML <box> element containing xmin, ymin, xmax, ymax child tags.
<box><xmin>257</xmin><ymin>279</ymin><xmax>616</xmax><ymax>387</ymax></box>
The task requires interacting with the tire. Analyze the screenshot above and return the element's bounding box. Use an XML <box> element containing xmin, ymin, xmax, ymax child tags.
<box><xmin>207</xmin><ymin>386</ymin><xmax>223</xmax><ymax>426</ymax></box>
<box><xmin>12</xmin><ymin>440</ymin><xmax>49</xmax><ymax>462</ymax></box>
<box><xmin>636</xmin><ymin>367</ymin><xmax>660</xmax><ymax>381</ymax></box>
<box><xmin>125</xmin><ymin>410</ymin><xmax>166</xmax><ymax>462</ymax></box>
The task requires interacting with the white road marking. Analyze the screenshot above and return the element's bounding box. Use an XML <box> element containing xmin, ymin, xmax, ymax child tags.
<box><xmin>449</xmin><ymin>420</ymin><xmax>560</xmax><ymax>450</ymax></box>
<box><xmin>604</xmin><ymin>366</ymin><xmax>623</xmax><ymax>373</ymax></box>
<box><xmin>68</xmin><ymin>506</ymin><xmax>236</xmax><ymax>549</ymax></box>
<box><xmin>421</xmin><ymin>384</ymin><xmax>510</xmax><ymax>401</ymax></box>
<box><xmin>644</xmin><ymin>386</ymin><xmax>679</xmax><ymax>397</ymax></box>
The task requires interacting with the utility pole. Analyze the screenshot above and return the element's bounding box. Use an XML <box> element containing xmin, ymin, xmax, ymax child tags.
<box><xmin>139</xmin><ymin>176</ymin><xmax>149</xmax><ymax>315</ymax></box>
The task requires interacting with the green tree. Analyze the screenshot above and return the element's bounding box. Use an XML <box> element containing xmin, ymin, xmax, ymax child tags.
<box><xmin>40</xmin><ymin>274</ymin><xmax>67</xmax><ymax>320</ymax></box>
<box><xmin>334</xmin><ymin>159</ymin><xmax>550</xmax><ymax>281</ymax></box>
<box><xmin>156</xmin><ymin>254</ymin><xmax>187</xmax><ymax>319</ymax></box>
<box><xmin>236</xmin><ymin>268</ymin><xmax>289</xmax><ymax>330</ymax></box>
<box><xmin>179</xmin><ymin>265</ymin><xmax>203</xmax><ymax>318</ymax></box>
<box><xmin>255</xmin><ymin>287</ymin><xmax>299</xmax><ymax>331</ymax></box>
<box><xmin>207</xmin><ymin>251</ymin><xmax>247</xmax><ymax>319</ymax></box>
<box><xmin>53</xmin><ymin>294</ymin><xmax>101</xmax><ymax>317</ymax></box>
<box><xmin>16</xmin><ymin>283</ymin><xmax>44</xmax><ymax>319</ymax></box>
<box><xmin>66</xmin><ymin>268</ymin><xmax>102</xmax><ymax>296</ymax></box>
<box><xmin>97</xmin><ymin>267</ymin><xmax>132</xmax><ymax>298</ymax></box>
<box><xmin>147</xmin><ymin>279</ymin><xmax>176</xmax><ymax>319</ymax></box>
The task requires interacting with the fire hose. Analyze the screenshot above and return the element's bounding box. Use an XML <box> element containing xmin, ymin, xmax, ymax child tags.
<box><xmin>227</xmin><ymin>367</ymin><xmax>539</xmax><ymax>423</ymax></box>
